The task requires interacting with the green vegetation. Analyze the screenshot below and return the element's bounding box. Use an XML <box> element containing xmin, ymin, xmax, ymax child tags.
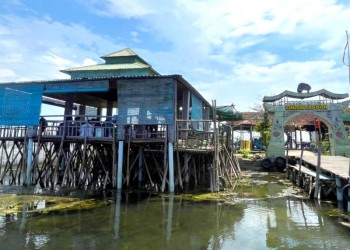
<box><xmin>254</xmin><ymin>113</ymin><xmax>271</xmax><ymax>148</ymax></box>
<box><xmin>322</xmin><ymin>140</ymin><xmax>330</xmax><ymax>155</ymax></box>
<box><xmin>0</xmin><ymin>193</ymin><xmax>109</xmax><ymax>216</ymax></box>
<box><xmin>238</xmin><ymin>149</ymin><xmax>251</xmax><ymax>158</ymax></box>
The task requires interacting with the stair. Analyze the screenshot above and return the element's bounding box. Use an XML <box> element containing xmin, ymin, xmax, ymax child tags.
<box><xmin>237</xmin><ymin>157</ymin><xmax>262</xmax><ymax>171</ymax></box>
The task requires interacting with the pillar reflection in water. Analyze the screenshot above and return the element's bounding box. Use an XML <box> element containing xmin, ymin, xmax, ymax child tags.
<box><xmin>166</xmin><ymin>194</ymin><xmax>174</xmax><ymax>241</ymax></box>
<box><xmin>113</xmin><ymin>191</ymin><xmax>122</xmax><ymax>239</ymax></box>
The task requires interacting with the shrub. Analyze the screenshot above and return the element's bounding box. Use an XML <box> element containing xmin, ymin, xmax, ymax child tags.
<box><xmin>238</xmin><ymin>149</ymin><xmax>250</xmax><ymax>158</ymax></box>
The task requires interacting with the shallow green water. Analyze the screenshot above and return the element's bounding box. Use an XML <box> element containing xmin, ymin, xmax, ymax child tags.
<box><xmin>1</xmin><ymin>172</ymin><xmax>350</xmax><ymax>250</ymax></box>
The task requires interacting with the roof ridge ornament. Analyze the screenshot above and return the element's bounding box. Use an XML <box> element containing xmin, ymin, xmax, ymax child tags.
<box><xmin>297</xmin><ymin>82</ymin><xmax>311</xmax><ymax>93</ymax></box>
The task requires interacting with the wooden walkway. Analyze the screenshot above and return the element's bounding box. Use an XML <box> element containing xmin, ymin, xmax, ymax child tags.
<box><xmin>285</xmin><ymin>149</ymin><xmax>350</xmax><ymax>202</ymax></box>
<box><xmin>289</xmin><ymin>165</ymin><xmax>333</xmax><ymax>180</ymax></box>
<box><xmin>287</xmin><ymin>150</ymin><xmax>350</xmax><ymax>180</ymax></box>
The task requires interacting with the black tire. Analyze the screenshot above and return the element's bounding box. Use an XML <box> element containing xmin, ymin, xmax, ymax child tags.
<box><xmin>261</xmin><ymin>158</ymin><xmax>273</xmax><ymax>170</ymax></box>
<box><xmin>275</xmin><ymin>157</ymin><xmax>286</xmax><ymax>171</ymax></box>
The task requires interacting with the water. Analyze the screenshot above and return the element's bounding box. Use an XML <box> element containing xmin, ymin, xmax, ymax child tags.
<box><xmin>1</xmin><ymin>172</ymin><xmax>350</xmax><ymax>250</ymax></box>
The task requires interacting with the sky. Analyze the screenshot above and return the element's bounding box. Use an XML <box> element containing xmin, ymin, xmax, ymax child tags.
<box><xmin>1</xmin><ymin>0</ymin><xmax>350</xmax><ymax>113</ymax></box>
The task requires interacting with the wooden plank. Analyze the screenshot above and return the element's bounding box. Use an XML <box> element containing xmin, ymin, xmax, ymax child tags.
<box><xmin>302</xmin><ymin>155</ymin><xmax>349</xmax><ymax>178</ymax></box>
<box><xmin>289</xmin><ymin>165</ymin><xmax>333</xmax><ymax>180</ymax></box>
<box><xmin>287</xmin><ymin>150</ymin><xmax>349</xmax><ymax>179</ymax></box>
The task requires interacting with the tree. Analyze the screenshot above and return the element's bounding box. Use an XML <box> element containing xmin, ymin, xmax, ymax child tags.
<box><xmin>254</xmin><ymin>112</ymin><xmax>271</xmax><ymax>148</ymax></box>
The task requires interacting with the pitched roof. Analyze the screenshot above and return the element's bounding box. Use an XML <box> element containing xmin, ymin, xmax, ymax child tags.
<box><xmin>101</xmin><ymin>48</ymin><xmax>136</xmax><ymax>58</ymax></box>
<box><xmin>228</xmin><ymin>112</ymin><xmax>265</xmax><ymax>127</ymax></box>
<box><xmin>60</xmin><ymin>62</ymin><xmax>151</xmax><ymax>73</ymax></box>
<box><xmin>60</xmin><ymin>48</ymin><xmax>160</xmax><ymax>76</ymax></box>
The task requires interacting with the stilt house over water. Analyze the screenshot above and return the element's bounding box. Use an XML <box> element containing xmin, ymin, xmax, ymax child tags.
<box><xmin>0</xmin><ymin>48</ymin><xmax>241</xmax><ymax>193</ymax></box>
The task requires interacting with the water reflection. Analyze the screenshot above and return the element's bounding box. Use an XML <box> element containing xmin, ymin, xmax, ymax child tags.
<box><xmin>1</xmin><ymin>175</ymin><xmax>350</xmax><ymax>249</ymax></box>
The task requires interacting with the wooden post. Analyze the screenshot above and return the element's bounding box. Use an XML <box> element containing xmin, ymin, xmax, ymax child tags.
<box><xmin>106</xmin><ymin>100</ymin><xmax>113</xmax><ymax>118</ymax></box>
<box><xmin>297</xmin><ymin>145</ymin><xmax>304</xmax><ymax>186</ymax></box>
<box><xmin>126</xmin><ymin>126</ymin><xmax>131</xmax><ymax>188</ymax></box>
<box><xmin>176</xmin><ymin>140</ymin><xmax>183</xmax><ymax>190</ymax></box>
<box><xmin>314</xmin><ymin>121</ymin><xmax>322</xmax><ymax>199</ymax></box>
<box><xmin>286</xmin><ymin>132</ymin><xmax>289</xmax><ymax>174</ymax></box>
<box><xmin>184</xmin><ymin>154</ymin><xmax>190</xmax><ymax>183</ymax></box>
<box><xmin>64</xmin><ymin>94</ymin><xmax>74</xmax><ymax>116</ymax></box>
<box><xmin>212</xmin><ymin>100</ymin><xmax>219</xmax><ymax>192</ymax></box>
<box><xmin>138</xmin><ymin>147</ymin><xmax>143</xmax><ymax>188</ymax></box>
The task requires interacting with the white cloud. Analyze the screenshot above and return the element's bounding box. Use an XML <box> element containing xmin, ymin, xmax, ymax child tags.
<box><xmin>39</xmin><ymin>52</ymin><xmax>73</xmax><ymax>68</ymax></box>
<box><xmin>79</xmin><ymin>0</ymin><xmax>155</xmax><ymax>18</ymax></box>
<box><xmin>82</xmin><ymin>58</ymin><xmax>98</xmax><ymax>66</ymax></box>
<box><xmin>130</xmin><ymin>31</ymin><xmax>141</xmax><ymax>43</ymax></box>
<box><xmin>0</xmin><ymin>68</ymin><xmax>16</xmax><ymax>78</ymax></box>
<box><xmin>0</xmin><ymin>14</ymin><xmax>121</xmax><ymax>81</ymax></box>
<box><xmin>1</xmin><ymin>0</ymin><xmax>350</xmax><ymax>112</ymax></box>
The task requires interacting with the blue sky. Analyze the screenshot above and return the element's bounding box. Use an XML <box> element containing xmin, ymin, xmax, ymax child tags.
<box><xmin>1</xmin><ymin>0</ymin><xmax>350</xmax><ymax>112</ymax></box>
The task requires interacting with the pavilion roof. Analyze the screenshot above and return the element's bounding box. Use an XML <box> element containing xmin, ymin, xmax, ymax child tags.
<box><xmin>61</xmin><ymin>48</ymin><xmax>159</xmax><ymax>76</ymax></box>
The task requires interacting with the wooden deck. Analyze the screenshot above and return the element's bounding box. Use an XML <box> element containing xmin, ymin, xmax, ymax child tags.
<box><xmin>285</xmin><ymin>149</ymin><xmax>350</xmax><ymax>203</ymax></box>
<box><xmin>289</xmin><ymin>165</ymin><xmax>333</xmax><ymax>180</ymax></box>
<box><xmin>287</xmin><ymin>150</ymin><xmax>350</xmax><ymax>180</ymax></box>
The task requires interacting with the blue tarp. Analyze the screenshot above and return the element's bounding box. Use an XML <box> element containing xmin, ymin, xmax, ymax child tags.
<box><xmin>0</xmin><ymin>83</ymin><xmax>43</xmax><ymax>126</ymax></box>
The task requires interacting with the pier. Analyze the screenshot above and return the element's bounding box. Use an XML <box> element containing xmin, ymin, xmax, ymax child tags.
<box><xmin>286</xmin><ymin>150</ymin><xmax>350</xmax><ymax>207</ymax></box>
<box><xmin>0</xmin><ymin>115</ymin><xmax>241</xmax><ymax>193</ymax></box>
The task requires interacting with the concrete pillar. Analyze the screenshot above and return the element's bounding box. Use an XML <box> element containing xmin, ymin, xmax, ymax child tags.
<box><xmin>336</xmin><ymin>176</ymin><xmax>343</xmax><ymax>202</ymax></box>
<box><xmin>26</xmin><ymin>139</ymin><xmax>33</xmax><ymax>185</ymax></box>
<box><xmin>113</xmin><ymin>191</ymin><xmax>122</xmax><ymax>239</ymax></box>
<box><xmin>117</xmin><ymin>141</ymin><xmax>124</xmax><ymax>190</ymax></box>
<box><xmin>25</xmin><ymin>126</ymin><xmax>35</xmax><ymax>185</ymax></box>
<box><xmin>168</xmin><ymin>142</ymin><xmax>174</xmax><ymax>193</ymax></box>
<box><xmin>166</xmin><ymin>194</ymin><xmax>174</xmax><ymax>241</ymax></box>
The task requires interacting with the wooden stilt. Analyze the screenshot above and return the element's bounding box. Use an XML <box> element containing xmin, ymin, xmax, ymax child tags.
<box><xmin>126</xmin><ymin>127</ymin><xmax>131</xmax><ymax>188</ymax></box>
<box><xmin>176</xmin><ymin>141</ymin><xmax>183</xmax><ymax>190</ymax></box>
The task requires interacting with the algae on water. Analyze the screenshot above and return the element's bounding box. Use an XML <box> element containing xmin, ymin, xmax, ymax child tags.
<box><xmin>0</xmin><ymin>193</ymin><xmax>109</xmax><ymax>216</ymax></box>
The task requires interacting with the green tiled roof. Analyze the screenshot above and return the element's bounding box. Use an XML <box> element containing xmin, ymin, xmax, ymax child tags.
<box><xmin>61</xmin><ymin>48</ymin><xmax>159</xmax><ymax>76</ymax></box>
<box><xmin>61</xmin><ymin>62</ymin><xmax>150</xmax><ymax>73</ymax></box>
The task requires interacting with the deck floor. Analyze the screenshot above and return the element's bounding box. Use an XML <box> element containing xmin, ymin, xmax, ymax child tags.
<box><xmin>286</xmin><ymin>149</ymin><xmax>350</xmax><ymax>179</ymax></box>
